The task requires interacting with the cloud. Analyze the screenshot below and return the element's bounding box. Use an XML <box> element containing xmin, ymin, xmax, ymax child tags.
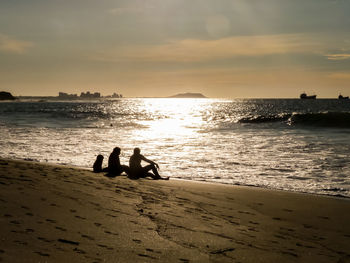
<box><xmin>325</xmin><ymin>53</ymin><xmax>350</xmax><ymax>60</ymax></box>
<box><xmin>108</xmin><ymin>2</ymin><xmax>156</xmax><ymax>15</ymax></box>
<box><xmin>91</xmin><ymin>34</ymin><xmax>326</xmax><ymax>63</ymax></box>
<box><xmin>328</xmin><ymin>72</ymin><xmax>350</xmax><ymax>79</ymax></box>
<box><xmin>0</xmin><ymin>34</ymin><xmax>33</xmax><ymax>54</ymax></box>
<box><xmin>108</xmin><ymin>7</ymin><xmax>144</xmax><ymax>15</ymax></box>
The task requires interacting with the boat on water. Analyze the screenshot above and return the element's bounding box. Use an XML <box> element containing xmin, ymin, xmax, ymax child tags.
<box><xmin>338</xmin><ymin>94</ymin><xmax>349</xmax><ymax>100</ymax></box>
<box><xmin>300</xmin><ymin>93</ymin><xmax>316</xmax><ymax>99</ymax></box>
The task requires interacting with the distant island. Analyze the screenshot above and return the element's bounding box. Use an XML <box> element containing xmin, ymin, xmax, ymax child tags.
<box><xmin>168</xmin><ymin>92</ymin><xmax>207</xmax><ymax>98</ymax></box>
<box><xmin>0</xmin><ymin>91</ymin><xmax>16</xmax><ymax>100</ymax></box>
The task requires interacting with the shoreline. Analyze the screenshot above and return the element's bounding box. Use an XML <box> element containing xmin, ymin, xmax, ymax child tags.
<box><xmin>1</xmin><ymin>158</ymin><xmax>350</xmax><ymax>262</ymax></box>
<box><xmin>2</xmin><ymin>157</ymin><xmax>349</xmax><ymax>199</ymax></box>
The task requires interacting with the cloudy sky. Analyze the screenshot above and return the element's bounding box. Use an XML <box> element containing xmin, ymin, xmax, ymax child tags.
<box><xmin>1</xmin><ymin>0</ymin><xmax>350</xmax><ymax>98</ymax></box>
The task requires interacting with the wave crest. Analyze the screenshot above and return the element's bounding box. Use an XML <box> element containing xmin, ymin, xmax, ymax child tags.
<box><xmin>239</xmin><ymin>114</ymin><xmax>291</xmax><ymax>123</ymax></box>
<box><xmin>238</xmin><ymin>112</ymin><xmax>350</xmax><ymax>128</ymax></box>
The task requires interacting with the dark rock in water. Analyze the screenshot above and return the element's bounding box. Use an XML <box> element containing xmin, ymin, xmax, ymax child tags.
<box><xmin>0</xmin><ymin>91</ymin><xmax>16</xmax><ymax>100</ymax></box>
<box><xmin>169</xmin><ymin>92</ymin><xmax>207</xmax><ymax>98</ymax></box>
<box><xmin>338</xmin><ymin>94</ymin><xmax>349</xmax><ymax>100</ymax></box>
<box><xmin>300</xmin><ymin>93</ymin><xmax>316</xmax><ymax>99</ymax></box>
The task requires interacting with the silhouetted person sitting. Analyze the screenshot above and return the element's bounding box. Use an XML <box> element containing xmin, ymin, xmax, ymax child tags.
<box><xmin>108</xmin><ymin>147</ymin><xmax>129</xmax><ymax>176</ymax></box>
<box><xmin>93</xmin><ymin>154</ymin><xmax>108</xmax><ymax>173</ymax></box>
<box><xmin>129</xmin><ymin>148</ymin><xmax>169</xmax><ymax>180</ymax></box>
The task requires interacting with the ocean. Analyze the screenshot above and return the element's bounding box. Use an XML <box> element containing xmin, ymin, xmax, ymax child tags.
<box><xmin>1</xmin><ymin>98</ymin><xmax>349</xmax><ymax>197</ymax></box>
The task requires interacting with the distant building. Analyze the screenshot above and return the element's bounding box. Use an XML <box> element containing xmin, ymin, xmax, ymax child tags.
<box><xmin>58</xmin><ymin>92</ymin><xmax>78</xmax><ymax>99</ymax></box>
<box><xmin>105</xmin><ymin>92</ymin><xmax>123</xmax><ymax>98</ymax></box>
<box><xmin>58</xmin><ymin>91</ymin><xmax>122</xmax><ymax>99</ymax></box>
<box><xmin>80</xmin><ymin>91</ymin><xmax>101</xmax><ymax>98</ymax></box>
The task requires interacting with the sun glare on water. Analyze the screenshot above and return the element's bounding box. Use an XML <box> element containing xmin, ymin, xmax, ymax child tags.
<box><xmin>133</xmin><ymin>98</ymin><xmax>207</xmax><ymax>140</ymax></box>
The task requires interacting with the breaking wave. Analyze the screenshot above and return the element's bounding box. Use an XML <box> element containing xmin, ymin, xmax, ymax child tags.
<box><xmin>239</xmin><ymin>112</ymin><xmax>350</xmax><ymax>128</ymax></box>
<box><xmin>239</xmin><ymin>114</ymin><xmax>291</xmax><ymax>123</ymax></box>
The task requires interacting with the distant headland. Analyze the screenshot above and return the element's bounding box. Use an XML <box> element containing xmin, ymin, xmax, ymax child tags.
<box><xmin>0</xmin><ymin>91</ymin><xmax>16</xmax><ymax>100</ymax></box>
<box><xmin>168</xmin><ymin>92</ymin><xmax>207</xmax><ymax>98</ymax></box>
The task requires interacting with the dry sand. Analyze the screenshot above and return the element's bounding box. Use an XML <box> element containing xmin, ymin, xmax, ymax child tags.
<box><xmin>1</xmin><ymin>158</ymin><xmax>350</xmax><ymax>262</ymax></box>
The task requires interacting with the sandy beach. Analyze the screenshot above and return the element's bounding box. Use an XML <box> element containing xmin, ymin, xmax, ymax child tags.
<box><xmin>1</xmin><ymin>158</ymin><xmax>350</xmax><ymax>263</ymax></box>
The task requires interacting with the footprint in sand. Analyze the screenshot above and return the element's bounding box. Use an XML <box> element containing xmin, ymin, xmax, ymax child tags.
<box><xmin>35</xmin><ymin>251</ymin><xmax>50</xmax><ymax>257</ymax></box>
<box><xmin>73</xmin><ymin>248</ymin><xmax>86</xmax><ymax>254</ymax></box>
<box><xmin>210</xmin><ymin>248</ymin><xmax>235</xmax><ymax>255</ymax></box>
<box><xmin>97</xmin><ymin>244</ymin><xmax>113</xmax><ymax>250</ymax></box>
<box><xmin>37</xmin><ymin>237</ymin><xmax>52</xmax><ymax>243</ymax></box>
<box><xmin>274</xmin><ymin>234</ymin><xmax>286</xmax><ymax>240</ymax></box>
<box><xmin>14</xmin><ymin>240</ymin><xmax>28</xmax><ymax>245</ymax></box>
<box><xmin>106</xmin><ymin>214</ymin><xmax>117</xmax><ymax>218</ymax></box>
<box><xmin>104</xmin><ymin>230</ymin><xmax>118</xmax><ymax>236</ymax></box>
<box><xmin>138</xmin><ymin>254</ymin><xmax>156</xmax><ymax>259</ymax></box>
<box><xmin>58</xmin><ymin>238</ymin><xmax>79</xmax><ymax>245</ymax></box>
<box><xmin>133</xmin><ymin>239</ymin><xmax>142</xmax><ymax>244</ymax></box>
<box><xmin>272</xmin><ymin>217</ymin><xmax>282</xmax><ymax>221</ymax></box>
<box><xmin>238</xmin><ymin>211</ymin><xmax>255</xmax><ymax>215</ymax></box>
<box><xmin>229</xmin><ymin>220</ymin><xmax>240</xmax><ymax>225</ymax></box>
<box><xmin>280</xmin><ymin>227</ymin><xmax>294</xmax><ymax>232</ymax></box>
<box><xmin>248</xmin><ymin>227</ymin><xmax>259</xmax><ymax>232</ymax></box>
<box><xmin>98</xmin><ymin>243</ymin><xmax>107</xmax><ymax>247</ymax></box>
<box><xmin>281</xmin><ymin>251</ymin><xmax>298</xmax><ymax>258</ymax></box>
<box><xmin>81</xmin><ymin>234</ymin><xmax>95</xmax><ymax>241</ymax></box>
<box><xmin>10</xmin><ymin>220</ymin><xmax>20</xmax><ymax>225</ymax></box>
<box><xmin>55</xmin><ymin>226</ymin><xmax>67</xmax><ymax>232</ymax></box>
<box><xmin>318</xmin><ymin>216</ymin><xmax>329</xmax><ymax>220</ymax></box>
<box><xmin>303</xmin><ymin>224</ymin><xmax>314</xmax><ymax>229</ymax></box>
<box><xmin>296</xmin><ymin>242</ymin><xmax>315</xmax><ymax>249</ymax></box>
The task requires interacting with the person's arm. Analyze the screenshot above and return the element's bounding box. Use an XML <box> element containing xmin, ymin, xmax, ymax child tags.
<box><xmin>141</xmin><ymin>155</ymin><xmax>159</xmax><ymax>168</ymax></box>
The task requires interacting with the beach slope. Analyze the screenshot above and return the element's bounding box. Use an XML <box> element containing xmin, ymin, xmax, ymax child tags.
<box><xmin>1</xmin><ymin>159</ymin><xmax>350</xmax><ymax>262</ymax></box>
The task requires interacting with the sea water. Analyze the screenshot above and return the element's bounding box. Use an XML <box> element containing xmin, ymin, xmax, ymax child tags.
<box><xmin>0</xmin><ymin>98</ymin><xmax>349</xmax><ymax>197</ymax></box>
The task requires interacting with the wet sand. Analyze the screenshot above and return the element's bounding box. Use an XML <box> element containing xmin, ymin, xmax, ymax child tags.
<box><xmin>1</xmin><ymin>158</ymin><xmax>350</xmax><ymax>262</ymax></box>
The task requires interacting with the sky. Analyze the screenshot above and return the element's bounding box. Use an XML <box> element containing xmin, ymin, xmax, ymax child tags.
<box><xmin>1</xmin><ymin>0</ymin><xmax>350</xmax><ymax>98</ymax></box>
